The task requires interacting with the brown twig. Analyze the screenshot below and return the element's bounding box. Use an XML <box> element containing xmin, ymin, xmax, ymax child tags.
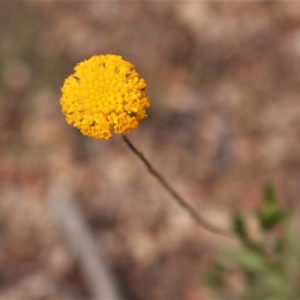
<box><xmin>48</xmin><ymin>180</ymin><xmax>123</xmax><ymax>300</ymax></box>
<box><xmin>122</xmin><ymin>135</ymin><xmax>233</xmax><ymax>238</ymax></box>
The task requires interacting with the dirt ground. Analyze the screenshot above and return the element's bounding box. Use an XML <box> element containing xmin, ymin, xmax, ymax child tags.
<box><xmin>1</xmin><ymin>1</ymin><xmax>300</xmax><ymax>299</ymax></box>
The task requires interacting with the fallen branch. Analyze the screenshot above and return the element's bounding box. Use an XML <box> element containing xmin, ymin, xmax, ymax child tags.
<box><xmin>48</xmin><ymin>180</ymin><xmax>123</xmax><ymax>300</ymax></box>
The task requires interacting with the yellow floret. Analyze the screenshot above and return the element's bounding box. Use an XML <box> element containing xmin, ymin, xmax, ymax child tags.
<box><xmin>60</xmin><ymin>54</ymin><xmax>150</xmax><ymax>140</ymax></box>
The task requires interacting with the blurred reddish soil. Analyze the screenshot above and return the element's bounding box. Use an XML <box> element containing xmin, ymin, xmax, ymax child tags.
<box><xmin>0</xmin><ymin>2</ymin><xmax>300</xmax><ymax>299</ymax></box>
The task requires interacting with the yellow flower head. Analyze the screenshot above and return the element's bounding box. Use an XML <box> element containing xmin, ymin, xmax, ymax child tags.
<box><xmin>60</xmin><ymin>54</ymin><xmax>150</xmax><ymax>140</ymax></box>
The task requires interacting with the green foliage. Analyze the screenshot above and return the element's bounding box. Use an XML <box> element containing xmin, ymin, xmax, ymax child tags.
<box><xmin>204</xmin><ymin>183</ymin><xmax>300</xmax><ymax>300</ymax></box>
<box><xmin>256</xmin><ymin>183</ymin><xmax>290</xmax><ymax>230</ymax></box>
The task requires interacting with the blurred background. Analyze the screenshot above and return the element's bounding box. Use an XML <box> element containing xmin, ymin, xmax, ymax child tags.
<box><xmin>1</xmin><ymin>1</ymin><xmax>300</xmax><ymax>299</ymax></box>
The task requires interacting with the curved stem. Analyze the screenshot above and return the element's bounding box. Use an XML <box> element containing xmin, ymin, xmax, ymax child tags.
<box><xmin>122</xmin><ymin>135</ymin><xmax>233</xmax><ymax>238</ymax></box>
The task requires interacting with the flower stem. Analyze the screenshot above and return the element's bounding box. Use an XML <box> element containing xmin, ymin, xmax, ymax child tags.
<box><xmin>122</xmin><ymin>135</ymin><xmax>233</xmax><ymax>238</ymax></box>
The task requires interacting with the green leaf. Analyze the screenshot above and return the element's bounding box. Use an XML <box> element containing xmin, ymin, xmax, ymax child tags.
<box><xmin>228</xmin><ymin>247</ymin><xmax>269</xmax><ymax>274</ymax></box>
<box><xmin>256</xmin><ymin>183</ymin><xmax>288</xmax><ymax>230</ymax></box>
<box><xmin>204</xmin><ymin>262</ymin><xmax>226</xmax><ymax>289</ymax></box>
<box><xmin>264</xmin><ymin>182</ymin><xmax>277</xmax><ymax>206</ymax></box>
<box><xmin>233</xmin><ymin>214</ymin><xmax>248</xmax><ymax>242</ymax></box>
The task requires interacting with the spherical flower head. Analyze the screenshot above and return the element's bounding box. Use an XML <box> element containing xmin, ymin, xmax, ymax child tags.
<box><xmin>60</xmin><ymin>54</ymin><xmax>150</xmax><ymax>140</ymax></box>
